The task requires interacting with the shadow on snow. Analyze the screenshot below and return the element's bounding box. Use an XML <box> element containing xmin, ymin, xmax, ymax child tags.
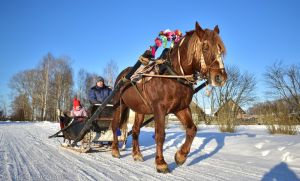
<box><xmin>123</xmin><ymin>128</ymin><xmax>256</xmax><ymax>173</ymax></box>
<box><xmin>262</xmin><ymin>162</ymin><xmax>300</xmax><ymax>181</ymax></box>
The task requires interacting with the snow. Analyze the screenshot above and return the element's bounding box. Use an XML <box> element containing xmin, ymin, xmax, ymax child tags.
<box><xmin>0</xmin><ymin>121</ymin><xmax>300</xmax><ymax>181</ymax></box>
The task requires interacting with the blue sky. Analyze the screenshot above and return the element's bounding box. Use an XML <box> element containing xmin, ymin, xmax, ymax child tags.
<box><xmin>0</xmin><ymin>0</ymin><xmax>299</xmax><ymax>106</ymax></box>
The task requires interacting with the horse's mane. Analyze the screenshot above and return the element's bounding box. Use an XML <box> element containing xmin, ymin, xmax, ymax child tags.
<box><xmin>183</xmin><ymin>29</ymin><xmax>226</xmax><ymax>66</ymax></box>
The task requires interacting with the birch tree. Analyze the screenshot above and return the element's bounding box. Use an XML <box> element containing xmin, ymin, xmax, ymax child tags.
<box><xmin>103</xmin><ymin>59</ymin><xmax>118</xmax><ymax>87</ymax></box>
<box><xmin>9</xmin><ymin>53</ymin><xmax>74</xmax><ymax>121</ymax></box>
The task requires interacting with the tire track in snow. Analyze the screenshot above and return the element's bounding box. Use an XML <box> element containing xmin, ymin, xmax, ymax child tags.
<box><xmin>2</xmin><ymin>125</ymin><xmax>53</xmax><ymax>180</ymax></box>
<box><xmin>33</xmin><ymin>123</ymin><xmax>152</xmax><ymax>180</ymax></box>
<box><xmin>188</xmin><ymin>157</ymin><xmax>264</xmax><ymax>180</ymax></box>
<box><xmin>0</xmin><ymin>123</ymin><xmax>105</xmax><ymax>180</ymax></box>
<box><xmin>2</xmin><ymin>128</ymin><xmax>31</xmax><ymax>181</ymax></box>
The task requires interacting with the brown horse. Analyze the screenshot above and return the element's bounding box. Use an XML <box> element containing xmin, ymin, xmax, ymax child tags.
<box><xmin>111</xmin><ymin>22</ymin><xmax>227</xmax><ymax>173</ymax></box>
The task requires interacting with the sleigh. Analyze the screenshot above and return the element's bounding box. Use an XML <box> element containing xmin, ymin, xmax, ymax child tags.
<box><xmin>51</xmin><ymin>103</ymin><xmax>128</xmax><ymax>153</ymax></box>
<box><xmin>88</xmin><ymin>103</ymin><xmax>128</xmax><ymax>145</ymax></box>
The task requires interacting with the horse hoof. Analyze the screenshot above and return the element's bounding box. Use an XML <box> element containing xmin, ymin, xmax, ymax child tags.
<box><xmin>111</xmin><ymin>149</ymin><xmax>120</xmax><ymax>158</ymax></box>
<box><xmin>156</xmin><ymin>164</ymin><xmax>170</xmax><ymax>173</ymax></box>
<box><xmin>133</xmin><ymin>153</ymin><xmax>144</xmax><ymax>162</ymax></box>
<box><xmin>175</xmin><ymin>151</ymin><xmax>186</xmax><ymax>166</ymax></box>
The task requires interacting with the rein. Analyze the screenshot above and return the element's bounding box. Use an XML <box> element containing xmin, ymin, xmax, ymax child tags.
<box><xmin>140</xmin><ymin>74</ymin><xmax>194</xmax><ymax>79</ymax></box>
<box><xmin>136</xmin><ymin>36</ymin><xmax>201</xmax><ymax>85</ymax></box>
<box><xmin>140</xmin><ymin>73</ymin><xmax>196</xmax><ymax>85</ymax></box>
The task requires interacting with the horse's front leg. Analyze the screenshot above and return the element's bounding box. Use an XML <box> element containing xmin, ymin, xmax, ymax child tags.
<box><xmin>132</xmin><ymin>113</ymin><xmax>144</xmax><ymax>161</ymax></box>
<box><xmin>154</xmin><ymin>105</ymin><xmax>169</xmax><ymax>173</ymax></box>
<box><xmin>174</xmin><ymin>107</ymin><xmax>197</xmax><ymax>165</ymax></box>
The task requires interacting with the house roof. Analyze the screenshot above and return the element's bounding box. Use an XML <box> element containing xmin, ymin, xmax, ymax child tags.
<box><xmin>214</xmin><ymin>99</ymin><xmax>246</xmax><ymax>116</ymax></box>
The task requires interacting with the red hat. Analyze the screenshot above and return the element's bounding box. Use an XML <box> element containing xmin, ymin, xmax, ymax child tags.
<box><xmin>73</xmin><ymin>98</ymin><xmax>81</xmax><ymax>109</ymax></box>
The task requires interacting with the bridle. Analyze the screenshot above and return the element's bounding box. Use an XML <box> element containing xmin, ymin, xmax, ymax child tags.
<box><xmin>190</xmin><ymin>33</ymin><xmax>225</xmax><ymax>80</ymax></box>
<box><xmin>163</xmin><ymin>31</ymin><xmax>225</xmax><ymax>84</ymax></box>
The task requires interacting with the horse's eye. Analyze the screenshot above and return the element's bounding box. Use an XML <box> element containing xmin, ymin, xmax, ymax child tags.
<box><xmin>203</xmin><ymin>43</ymin><xmax>209</xmax><ymax>52</ymax></box>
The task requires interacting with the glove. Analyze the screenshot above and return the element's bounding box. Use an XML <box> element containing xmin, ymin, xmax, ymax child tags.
<box><xmin>139</xmin><ymin>50</ymin><xmax>153</xmax><ymax>65</ymax></box>
<box><xmin>142</xmin><ymin>50</ymin><xmax>154</xmax><ymax>59</ymax></box>
<box><xmin>139</xmin><ymin>56</ymin><xmax>150</xmax><ymax>65</ymax></box>
<box><xmin>156</xmin><ymin>59</ymin><xmax>165</xmax><ymax>65</ymax></box>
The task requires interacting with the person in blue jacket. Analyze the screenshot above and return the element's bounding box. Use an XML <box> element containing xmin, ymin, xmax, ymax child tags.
<box><xmin>88</xmin><ymin>76</ymin><xmax>121</xmax><ymax>142</ymax></box>
<box><xmin>88</xmin><ymin>76</ymin><xmax>112</xmax><ymax>104</ymax></box>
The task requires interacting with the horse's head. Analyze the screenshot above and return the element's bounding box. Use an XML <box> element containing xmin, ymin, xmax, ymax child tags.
<box><xmin>187</xmin><ymin>22</ymin><xmax>227</xmax><ymax>86</ymax></box>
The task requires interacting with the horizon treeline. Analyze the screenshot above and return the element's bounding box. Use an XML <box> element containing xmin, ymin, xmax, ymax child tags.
<box><xmin>0</xmin><ymin>53</ymin><xmax>299</xmax><ymax>125</ymax></box>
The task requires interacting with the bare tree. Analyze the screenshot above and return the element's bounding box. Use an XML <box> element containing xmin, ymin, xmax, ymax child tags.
<box><xmin>9</xmin><ymin>69</ymin><xmax>39</xmax><ymax>120</ymax></box>
<box><xmin>211</xmin><ymin>65</ymin><xmax>256</xmax><ymax>132</ymax></box>
<box><xmin>77</xmin><ymin>69</ymin><xmax>86</xmax><ymax>101</ymax></box>
<box><xmin>39</xmin><ymin>53</ymin><xmax>54</xmax><ymax>121</ymax></box>
<box><xmin>214</xmin><ymin>66</ymin><xmax>256</xmax><ymax>108</ymax></box>
<box><xmin>34</xmin><ymin>54</ymin><xmax>74</xmax><ymax>121</ymax></box>
<box><xmin>264</xmin><ymin>62</ymin><xmax>300</xmax><ymax>120</ymax></box>
<box><xmin>76</xmin><ymin>68</ymin><xmax>90</xmax><ymax>106</ymax></box>
<box><xmin>0</xmin><ymin>95</ymin><xmax>8</xmax><ymax>120</ymax></box>
<box><xmin>103</xmin><ymin>59</ymin><xmax>118</xmax><ymax>87</ymax></box>
<box><xmin>9</xmin><ymin>53</ymin><xmax>74</xmax><ymax>121</ymax></box>
<box><xmin>11</xmin><ymin>94</ymin><xmax>31</xmax><ymax>121</ymax></box>
<box><xmin>50</xmin><ymin>57</ymin><xmax>73</xmax><ymax>121</ymax></box>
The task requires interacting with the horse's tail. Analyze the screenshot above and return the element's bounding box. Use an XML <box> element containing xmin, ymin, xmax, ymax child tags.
<box><xmin>120</xmin><ymin>106</ymin><xmax>130</xmax><ymax>127</ymax></box>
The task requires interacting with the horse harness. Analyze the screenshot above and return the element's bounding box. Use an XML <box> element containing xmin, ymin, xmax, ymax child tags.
<box><xmin>123</xmin><ymin>32</ymin><xmax>225</xmax><ymax>108</ymax></box>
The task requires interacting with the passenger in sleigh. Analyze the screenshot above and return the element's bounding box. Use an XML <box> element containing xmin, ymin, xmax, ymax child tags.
<box><xmin>57</xmin><ymin>97</ymin><xmax>87</xmax><ymax>145</ymax></box>
<box><xmin>70</xmin><ymin>97</ymin><xmax>87</xmax><ymax>121</ymax></box>
<box><xmin>88</xmin><ymin>76</ymin><xmax>113</xmax><ymax>113</ymax></box>
<box><xmin>139</xmin><ymin>29</ymin><xmax>183</xmax><ymax>66</ymax></box>
<box><xmin>89</xmin><ymin>76</ymin><xmax>112</xmax><ymax>105</ymax></box>
<box><xmin>129</xmin><ymin>29</ymin><xmax>183</xmax><ymax>83</ymax></box>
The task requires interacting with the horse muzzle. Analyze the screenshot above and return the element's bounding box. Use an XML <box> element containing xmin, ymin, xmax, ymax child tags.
<box><xmin>211</xmin><ymin>71</ymin><xmax>227</xmax><ymax>87</ymax></box>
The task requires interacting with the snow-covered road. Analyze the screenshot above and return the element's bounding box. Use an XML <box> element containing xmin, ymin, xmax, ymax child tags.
<box><xmin>0</xmin><ymin>121</ymin><xmax>299</xmax><ymax>181</ymax></box>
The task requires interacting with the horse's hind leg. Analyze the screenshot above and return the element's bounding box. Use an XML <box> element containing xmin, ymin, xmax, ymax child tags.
<box><xmin>132</xmin><ymin>113</ymin><xmax>144</xmax><ymax>161</ymax></box>
<box><xmin>111</xmin><ymin>106</ymin><xmax>121</xmax><ymax>158</ymax></box>
<box><xmin>174</xmin><ymin>107</ymin><xmax>197</xmax><ymax>165</ymax></box>
<box><xmin>111</xmin><ymin>104</ymin><xmax>128</xmax><ymax>158</ymax></box>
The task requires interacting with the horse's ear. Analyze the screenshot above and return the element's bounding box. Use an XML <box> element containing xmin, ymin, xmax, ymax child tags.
<box><xmin>214</xmin><ymin>25</ymin><xmax>220</xmax><ymax>34</ymax></box>
<box><xmin>195</xmin><ymin>22</ymin><xmax>204</xmax><ymax>38</ymax></box>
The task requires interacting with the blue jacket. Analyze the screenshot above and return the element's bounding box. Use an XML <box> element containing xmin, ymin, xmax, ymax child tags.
<box><xmin>89</xmin><ymin>85</ymin><xmax>112</xmax><ymax>104</ymax></box>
